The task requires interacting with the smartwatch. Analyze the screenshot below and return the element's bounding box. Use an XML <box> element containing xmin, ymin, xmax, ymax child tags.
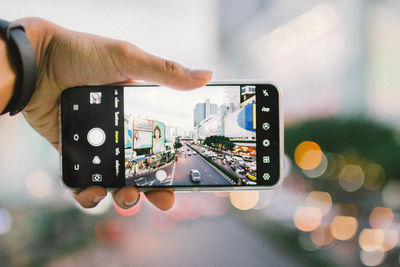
<box><xmin>0</xmin><ymin>18</ymin><xmax>37</xmax><ymax>116</ymax></box>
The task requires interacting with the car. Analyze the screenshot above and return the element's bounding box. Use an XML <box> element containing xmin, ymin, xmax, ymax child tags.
<box><xmin>235</xmin><ymin>167</ymin><xmax>245</xmax><ymax>175</ymax></box>
<box><xmin>190</xmin><ymin>169</ymin><xmax>201</xmax><ymax>182</ymax></box>
<box><xmin>187</xmin><ymin>152</ymin><xmax>192</xmax><ymax>156</ymax></box>
<box><xmin>246</xmin><ymin>180</ymin><xmax>257</xmax><ymax>185</ymax></box>
<box><xmin>242</xmin><ymin>155</ymin><xmax>252</xmax><ymax>160</ymax></box>
<box><xmin>192</xmin><ymin>151</ymin><xmax>197</xmax><ymax>155</ymax></box>
<box><xmin>246</xmin><ymin>172</ymin><xmax>257</xmax><ymax>181</ymax></box>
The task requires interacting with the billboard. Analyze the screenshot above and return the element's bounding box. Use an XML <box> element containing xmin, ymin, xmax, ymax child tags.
<box><xmin>133</xmin><ymin>118</ymin><xmax>153</xmax><ymax>131</ymax></box>
<box><xmin>133</xmin><ymin>130</ymin><xmax>153</xmax><ymax>149</ymax></box>
<box><xmin>152</xmin><ymin>120</ymin><xmax>166</xmax><ymax>153</ymax></box>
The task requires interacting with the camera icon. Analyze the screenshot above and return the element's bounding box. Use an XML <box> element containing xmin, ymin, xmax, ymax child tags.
<box><xmin>92</xmin><ymin>173</ymin><xmax>102</xmax><ymax>182</ymax></box>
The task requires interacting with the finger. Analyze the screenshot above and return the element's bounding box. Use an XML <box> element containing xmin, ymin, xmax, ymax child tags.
<box><xmin>117</xmin><ymin>43</ymin><xmax>212</xmax><ymax>90</ymax></box>
<box><xmin>112</xmin><ymin>186</ymin><xmax>140</xmax><ymax>209</ymax></box>
<box><xmin>72</xmin><ymin>186</ymin><xmax>107</xmax><ymax>208</ymax></box>
<box><xmin>144</xmin><ymin>189</ymin><xmax>175</xmax><ymax>211</ymax></box>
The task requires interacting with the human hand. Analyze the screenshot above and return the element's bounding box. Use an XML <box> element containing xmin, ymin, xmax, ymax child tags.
<box><xmin>16</xmin><ymin>17</ymin><xmax>212</xmax><ymax>210</ymax></box>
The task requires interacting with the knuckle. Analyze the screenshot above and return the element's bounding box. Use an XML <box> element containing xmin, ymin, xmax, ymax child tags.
<box><xmin>164</xmin><ymin>60</ymin><xmax>182</xmax><ymax>73</ymax></box>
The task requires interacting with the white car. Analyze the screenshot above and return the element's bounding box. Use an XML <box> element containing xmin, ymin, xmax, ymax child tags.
<box><xmin>192</xmin><ymin>151</ymin><xmax>197</xmax><ymax>155</ymax></box>
<box><xmin>190</xmin><ymin>169</ymin><xmax>201</xmax><ymax>182</ymax></box>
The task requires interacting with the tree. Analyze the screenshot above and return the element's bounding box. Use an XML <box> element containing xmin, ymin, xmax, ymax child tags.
<box><xmin>174</xmin><ymin>140</ymin><xmax>183</xmax><ymax>150</ymax></box>
<box><xmin>203</xmin><ymin>135</ymin><xmax>235</xmax><ymax>151</ymax></box>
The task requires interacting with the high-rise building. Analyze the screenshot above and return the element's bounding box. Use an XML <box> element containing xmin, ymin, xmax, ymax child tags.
<box><xmin>193</xmin><ymin>99</ymin><xmax>218</xmax><ymax>126</ymax></box>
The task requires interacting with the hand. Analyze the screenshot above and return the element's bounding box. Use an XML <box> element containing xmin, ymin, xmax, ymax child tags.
<box><xmin>17</xmin><ymin>17</ymin><xmax>212</xmax><ymax>210</ymax></box>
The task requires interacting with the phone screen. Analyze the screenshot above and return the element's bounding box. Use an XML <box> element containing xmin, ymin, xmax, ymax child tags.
<box><xmin>61</xmin><ymin>83</ymin><xmax>281</xmax><ymax>190</ymax></box>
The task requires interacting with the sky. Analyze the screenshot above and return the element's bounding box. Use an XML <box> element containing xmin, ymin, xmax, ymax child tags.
<box><xmin>124</xmin><ymin>85</ymin><xmax>239</xmax><ymax>131</ymax></box>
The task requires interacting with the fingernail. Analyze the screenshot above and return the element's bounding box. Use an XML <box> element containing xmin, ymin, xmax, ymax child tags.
<box><xmin>124</xmin><ymin>197</ymin><xmax>140</xmax><ymax>207</ymax></box>
<box><xmin>190</xmin><ymin>69</ymin><xmax>212</xmax><ymax>80</ymax></box>
<box><xmin>93</xmin><ymin>196</ymin><xmax>105</xmax><ymax>204</ymax></box>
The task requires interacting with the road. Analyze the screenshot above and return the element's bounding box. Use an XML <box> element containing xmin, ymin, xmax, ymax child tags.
<box><xmin>126</xmin><ymin>144</ymin><xmax>232</xmax><ymax>186</ymax></box>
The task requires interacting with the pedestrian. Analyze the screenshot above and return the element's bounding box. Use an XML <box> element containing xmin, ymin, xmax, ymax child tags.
<box><xmin>0</xmin><ymin>17</ymin><xmax>212</xmax><ymax>210</ymax></box>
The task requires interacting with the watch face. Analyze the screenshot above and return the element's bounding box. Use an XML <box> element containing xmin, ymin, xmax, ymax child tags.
<box><xmin>61</xmin><ymin>83</ymin><xmax>281</xmax><ymax>189</ymax></box>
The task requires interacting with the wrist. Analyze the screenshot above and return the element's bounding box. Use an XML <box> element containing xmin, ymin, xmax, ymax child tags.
<box><xmin>0</xmin><ymin>36</ymin><xmax>17</xmax><ymax>113</ymax></box>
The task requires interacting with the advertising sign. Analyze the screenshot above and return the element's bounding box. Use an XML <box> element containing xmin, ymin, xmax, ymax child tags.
<box><xmin>125</xmin><ymin>129</ymin><xmax>132</xmax><ymax>149</ymax></box>
<box><xmin>152</xmin><ymin>120</ymin><xmax>166</xmax><ymax>153</ymax></box>
<box><xmin>133</xmin><ymin>130</ymin><xmax>153</xmax><ymax>149</ymax></box>
<box><xmin>133</xmin><ymin>118</ymin><xmax>153</xmax><ymax>131</ymax></box>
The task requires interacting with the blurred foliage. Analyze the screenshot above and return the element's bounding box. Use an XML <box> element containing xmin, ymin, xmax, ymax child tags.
<box><xmin>0</xmin><ymin>207</ymin><xmax>98</xmax><ymax>267</ymax></box>
<box><xmin>285</xmin><ymin>117</ymin><xmax>400</xmax><ymax>180</ymax></box>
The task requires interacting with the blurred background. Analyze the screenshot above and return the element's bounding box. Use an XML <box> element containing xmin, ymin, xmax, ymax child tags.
<box><xmin>1</xmin><ymin>0</ymin><xmax>400</xmax><ymax>266</ymax></box>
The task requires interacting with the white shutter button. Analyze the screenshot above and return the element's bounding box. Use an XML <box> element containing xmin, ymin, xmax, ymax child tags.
<box><xmin>87</xmin><ymin>128</ymin><xmax>106</xmax><ymax>146</ymax></box>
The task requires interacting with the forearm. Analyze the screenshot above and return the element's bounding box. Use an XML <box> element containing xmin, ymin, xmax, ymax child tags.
<box><xmin>0</xmin><ymin>36</ymin><xmax>16</xmax><ymax>113</ymax></box>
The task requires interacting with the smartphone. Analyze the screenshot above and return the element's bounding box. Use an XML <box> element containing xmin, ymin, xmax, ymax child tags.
<box><xmin>60</xmin><ymin>81</ymin><xmax>283</xmax><ymax>191</ymax></box>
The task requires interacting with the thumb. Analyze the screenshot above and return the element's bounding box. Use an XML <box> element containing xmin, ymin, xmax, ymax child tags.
<box><xmin>115</xmin><ymin>42</ymin><xmax>212</xmax><ymax>89</ymax></box>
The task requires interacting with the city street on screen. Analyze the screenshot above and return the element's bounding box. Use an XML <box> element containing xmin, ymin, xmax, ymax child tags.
<box><xmin>124</xmin><ymin>85</ymin><xmax>257</xmax><ymax>186</ymax></box>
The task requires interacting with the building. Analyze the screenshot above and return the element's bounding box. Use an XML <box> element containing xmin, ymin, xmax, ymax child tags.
<box><xmin>193</xmin><ymin>99</ymin><xmax>218</xmax><ymax>126</ymax></box>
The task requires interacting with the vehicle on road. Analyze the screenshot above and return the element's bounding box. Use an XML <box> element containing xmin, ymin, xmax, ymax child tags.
<box><xmin>192</xmin><ymin>151</ymin><xmax>197</xmax><ymax>155</ymax></box>
<box><xmin>242</xmin><ymin>155</ymin><xmax>252</xmax><ymax>160</ymax></box>
<box><xmin>232</xmin><ymin>156</ymin><xmax>245</xmax><ymax>165</ymax></box>
<box><xmin>246</xmin><ymin>172</ymin><xmax>257</xmax><ymax>181</ymax></box>
<box><xmin>246</xmin><ymin>180</ymin><xmax>257</xmax><ymax>185</ymax></box>
<box><xmin>187</xmin><ymin>152</ymin><xmax>192</xmax><ymax>156</ymax></box>
<box><xmin>190</xmin><ymin>169</ymin><xmax>201</xmax><ymax>182</ymax></box>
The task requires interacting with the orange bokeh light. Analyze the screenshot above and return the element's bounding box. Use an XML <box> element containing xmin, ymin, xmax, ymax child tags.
<box><xmin>230</xmin><ymin>191</ymin><xmax>259</xmax><ymax>210</ymax></box>
<box><xmin>369</xmin><ymin>207</ymin><xmax>393</xmax><ymax>229</ymax></box>
<box><xmin>294</xmin><ymin>206</ymin><xmax>322</xmax><ymax>232</ymax></box>
<box><xmin>330</xmin><ymin>216</ymin><xmax>358</xmax><ymax>241</ymax></box>
<box><xmin>113</xmin><ymin>199</ymin><xmax>142</xmax><ymax>217</ymax></box>
<box><xmin>294</xmin><ymin>141</ymin><xmax>323</xmax><ymax>170</ymax></box>
<box><xmin>310</xmin><ymin>224</ymin><xmax>334</xmax><ymax>247</ymax></box>
<box><xmin>305</xmin><ymin>191</ymin><xmax>332</xmax><ymax>215</ymax></box>
<box><xmin>359</xmin><ymin>228</ymin><xmax>384</xmax><ymax>252</ymax></box>
<box><xmin>382</xmin><ymin>229</ymin><xmax>398</xmax><ymax>251</ymax></box>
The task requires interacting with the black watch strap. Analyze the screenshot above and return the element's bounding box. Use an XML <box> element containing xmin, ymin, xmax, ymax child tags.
<box><xmin>0</xmin><ymin>19</ymin><xmax>37</xmax><ymax>116</ymax></box>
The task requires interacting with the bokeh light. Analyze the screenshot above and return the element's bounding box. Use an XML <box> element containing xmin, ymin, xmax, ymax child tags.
<box><xmin>305</xmin><ymin>191</ymin><xmax>332</xmax><ymax>215</ymax></box>
<box><xmin>294</xmin><ymin>206</ymin><xmax>322</xmax><ymax>232</ymax></box>
<box><xmin>310</xmin><ymin>224</ymin><xmax>334</xmax><ymax>247</ymax></box>
<box><xmin>363</xmin><ymin>163</ymin><xmax>385</xmax><ymax>191</ymax></box>
<box><xmin>382</xmin><ymin>181</ymin><xmax>400</xmax><ymax>209</ymax></box>
<box><xmin>338</xmin><ymin>164</ymin><xmax>364</xmax><ymax>192</ymax></box>
<box><xmin>302</xmin><ymin>153</ymin><xmax>328</xmax><ymax>178</ymax></box>
<box><xmin>360</xmin><ymin>248</ymin><xmax>386</xmax><ymax>267</ymax></box>
<box><xmin>0</xmin><ymin>208</ymin><xmax>12</xmax><ymax>235</ymax></box>
<box><xmin>294</xmin><ymin>141</ymin><xmax>323</xmax><ymax>170</ymax></box>
<box><xmin>230</xmin><ymin>191</ymin><xmax>259</xmax><ymax>210</ymax></box>
<box><xmin>382</xmin><ymin>229</ymin><xmax>398</xmax><ymax>251</ymax></box>
<box><xmin>359</xmin><ymin>229</ymin><xmax>384</xmax><ymax>252</ymax></box>
<box><xmin>113</xmin><ymin>198</ymin><xmax>142</xmax><ymax>217</ymax></box>
<box><xmin>94</xmin><ymin>219</ymin><xmax>125</xmax><ymax>243</ymax></box>
<box><xmin>26</xmin><ymin>170</ymin><xmax>52</xmax><ymax>198</ymax></box>
<box><xmin>369</xmin><ymin>207</ymin><xmax>393</xmax><ymax>229</ymax></box>
<box><xmin>253</xmin><ymin>189</ymin><xmax>280</xmax><ymax>210</ymax></box>
<box><xmin>330</xmin><ymin>216</ymin><xmax>358</xmax><ymax>241</ymax></box>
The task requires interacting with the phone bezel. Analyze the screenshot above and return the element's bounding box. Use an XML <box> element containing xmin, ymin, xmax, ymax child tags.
<box><xmin>59</xmin><ymin>80</ymin><xmax>284</xmax><ymax>192</ymax></box>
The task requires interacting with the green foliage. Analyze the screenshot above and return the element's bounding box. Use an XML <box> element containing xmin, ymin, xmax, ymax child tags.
<box><xmin>203</xmin><ymin>135</ymin><xmax>235</xmax><ymax>151</ymax></box>
<box><xmin>174</xmin><ymin>140</ymin><xmax>183</xmax><ymax>149</ymax></box>
<box><xmin>285</xmin><ymin>118</ymin><xmax>400</xmax><ymax>180</ymax></box>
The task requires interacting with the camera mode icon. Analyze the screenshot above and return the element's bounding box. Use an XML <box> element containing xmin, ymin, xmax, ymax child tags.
<box><xmin>92</xmin><ymin>174</ymin><xmax>102</xmax><ymax>182</ymax></box>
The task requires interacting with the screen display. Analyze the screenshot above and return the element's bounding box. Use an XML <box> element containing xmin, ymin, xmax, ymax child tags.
<box><xmin>61</xmin><ymin>84</ymin><xmax>280</xmax><ymax>189</ymax></box>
